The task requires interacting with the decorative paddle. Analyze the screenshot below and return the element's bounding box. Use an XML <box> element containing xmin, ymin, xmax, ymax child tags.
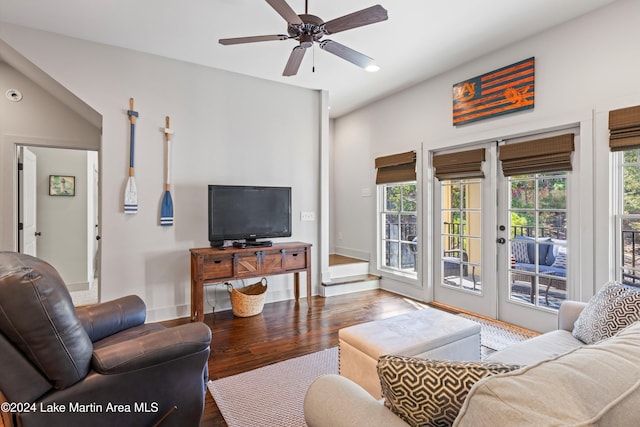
<box><xmin>160</xmin><ymin>116</ymin><xmax>174</xmax><ymax>226</ymax></box>
<box><xmin>124</xmin><ymin>98</ymin><xmax>138</xmax><ymax>214</ymax></box>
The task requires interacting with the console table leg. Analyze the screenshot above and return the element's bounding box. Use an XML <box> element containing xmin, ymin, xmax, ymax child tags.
<box><xmin>191</xmin><ymin>279</ymin><xmax>204</xmax><ymax>322</ymax></box>
<box><xmin>294</xmin><ymin>272</ymin><xmax>300</xmax><ymax>302</ymax></box>
<box><xmin>307</xmin><ymin>268</ymin><xmax>312</xmax><ymax>307</ymax></box>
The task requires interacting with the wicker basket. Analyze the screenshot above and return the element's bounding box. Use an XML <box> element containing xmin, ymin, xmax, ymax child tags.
<box><xmin>227</xmin><ymin>278</ymin><xmax>268</xmax><ymax>317</ymax></box>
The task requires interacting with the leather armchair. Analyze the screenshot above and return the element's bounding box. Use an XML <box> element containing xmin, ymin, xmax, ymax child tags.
<box><xmin>0</xmin><ymin>252</ymin><xmax>211</xmax><ymax>427</ymax></box>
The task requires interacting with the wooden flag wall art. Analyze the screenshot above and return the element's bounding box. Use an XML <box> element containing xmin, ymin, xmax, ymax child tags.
<box><xmin>452</xmin><ymin>57</ymin><xmax>534</xmax><ymax>126</ymax></box>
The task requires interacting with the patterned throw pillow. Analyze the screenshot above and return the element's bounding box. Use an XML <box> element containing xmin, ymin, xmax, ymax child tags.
<box><xmin>551</xmin><ymin>250</ymin><xmax>567</xmax><ymax>269</ymax></box>
<box><xmin>510</xmin><ymin>241</ymin><xmax>530</xmax><ymax>264</ymax></box>
<box><xmin>377</xmin><ymin>355</ymin><xmax>522</xmax><ymax>427</ymax></box>
<box><xmin>572</xmin><ymin>281</ymin><xmax>640</xmax><ymax>345</ymax></box>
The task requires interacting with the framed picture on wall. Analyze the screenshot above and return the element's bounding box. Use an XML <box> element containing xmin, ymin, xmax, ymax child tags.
<box><xmin>49</xmin><ymin>175</ymin><xmax>75</xmax><ymax>196</ymax></box>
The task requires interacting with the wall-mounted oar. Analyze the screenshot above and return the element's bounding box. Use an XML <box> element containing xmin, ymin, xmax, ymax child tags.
<box><xmin>160</xmin><ymin>116</ymin><xmax>174</xmax><ymax>226</ymax></box>
<box><xmin>124</xmin><ymin>97</ymin><xmax>138</xmax><ymax>214</ymax></box>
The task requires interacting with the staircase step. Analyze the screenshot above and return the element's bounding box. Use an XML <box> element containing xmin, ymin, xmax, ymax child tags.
<box><xmin>329</xmin><ymin>262</ymin><xmax>370</xmax><ymax>279</ymax></box>
<box><xmin>322</xmin><ymin>274</ymin><xmax>381</xmax><ymax>287</ymax></box>
<box><xmin>320</xmin><ymin>274</ymin><xmax>380</xmax><ymax>297</ymax></box>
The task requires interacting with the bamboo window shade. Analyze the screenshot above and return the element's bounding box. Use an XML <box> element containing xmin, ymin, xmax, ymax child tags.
<box><xmin>499</xmin><ymin>133</ymin><xmax>575</xmax><ymax>176</ymax></box>
<box><xmin>609</xmin><ymin>105</ymin><xmax>640</xmax><ymax>151</ymax></box>
<box><xmin>375</xmin><ymin>151</ymin><xmax>416</xmax><ymax>184</ymax></box>
<box><xmin>432</xmin><ymin>148</ymin><xmax>486</xmax><ymax>180</ymax></box>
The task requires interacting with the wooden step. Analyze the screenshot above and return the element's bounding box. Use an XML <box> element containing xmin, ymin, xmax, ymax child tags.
<box><xmin>322</xmin><ymin>274</ymin><xmax>381</xmax><ymax>287</ymax></box>
<box><xmin>320</xmin><ymin>274</ymin><xmax>380</xmax><ymax>298</ymax></box>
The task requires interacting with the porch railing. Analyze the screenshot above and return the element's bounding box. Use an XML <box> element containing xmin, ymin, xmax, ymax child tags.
<box><xmin>622</xmin><ymin>229</ymin><xmax>640</xmax><ymax>286</ymax></box>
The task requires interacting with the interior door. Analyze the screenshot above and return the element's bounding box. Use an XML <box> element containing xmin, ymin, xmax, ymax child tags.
<box><xmin>19</xmin><ymin>147</ymin><xmax>38</xmax><ymax>256</ymax></box>
<box><xmin>433</xmin><ymin>143</ymin><xmax>497</xmax><ymax>318</ymax></box>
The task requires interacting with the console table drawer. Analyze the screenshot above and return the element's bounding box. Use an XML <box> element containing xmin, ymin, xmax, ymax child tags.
<box><xmin>284</xmin><ymin>250</ymin><xmax>307</xmax><ymax>270</ymax></box>
<box><xmin>202</xmin><ymin>257</ymin><xmax>233</xmax><ymax>279</ymax></box>
<box><xmin>262</xmin><ymin>252</ymin><xmax>284</xmax><ymax>274</ymax></box>
<box><xmin>234</xmin><ymin>255</ymin><xmax>259</xmax><ymax>276</ymax></box>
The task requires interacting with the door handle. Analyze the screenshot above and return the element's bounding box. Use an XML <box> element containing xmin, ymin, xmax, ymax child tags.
<box><xmin>496</xmin><ymin>237</ymin><xmax>506</xmax><ymax>244</ymax></box>
<box><xmin>34</xmin><ymin>231</ymin><xmax>42</xmax><ymax>237</ymax></box>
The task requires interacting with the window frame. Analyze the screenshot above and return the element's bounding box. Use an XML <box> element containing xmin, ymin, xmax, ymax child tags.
<box><xmin>377</xmin><ymin>181</ymin><xmax>418</xmax><ymax>279</ymax></box>
<box><xmin>614</xmin><ymin>149</ymin><xmax>640</xmax><ymax>286</ymax></box>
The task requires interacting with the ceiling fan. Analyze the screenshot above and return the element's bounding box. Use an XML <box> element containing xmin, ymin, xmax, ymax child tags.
<box><xmin>219</xmin><ymin>0</ymin><xmax>388</xmax><ymax>76</ymax></box>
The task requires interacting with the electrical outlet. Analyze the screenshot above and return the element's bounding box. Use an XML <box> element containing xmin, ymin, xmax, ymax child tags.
<box><xmin>300</xmin><ymin>211</ymin><xmax>315</xmax><ymax>221</ymax></box>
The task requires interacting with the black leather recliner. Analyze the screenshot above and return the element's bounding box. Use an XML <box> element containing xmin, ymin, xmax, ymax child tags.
<box><xmin>0</xmin><ymin>252</ymin><xmax>211</xmax><ymax>427</ymax></box>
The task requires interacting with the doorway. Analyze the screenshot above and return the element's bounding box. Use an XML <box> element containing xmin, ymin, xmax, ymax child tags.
<box><xmin>17</xmin><ymin>145</ymin><xmax>100</xmax><ymax>306</ymax></box>
<box><xmin>433</xmin><ymin>129</ymin><xmax>576</xmax><ymax>332</ymax></box>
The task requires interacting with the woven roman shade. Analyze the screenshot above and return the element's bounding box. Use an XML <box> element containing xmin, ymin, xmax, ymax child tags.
<box><xmin>375</xmin><ymin>151</ymin><xmax>416</xmax><ymax>184</ymax></box>
<box><xmin>432</xmin><ymin>148</ymin><xmax>485</xmax><ymax>180</ymax></box>
<box><xmin>499</xmin><ymin>133</ymin><xmax>574</xmax><ymax>176</ymax></box>
<box><xmin>609</xmin><ymin>105</ymin><xmax>640</xmax><ymax>151</ymax></box>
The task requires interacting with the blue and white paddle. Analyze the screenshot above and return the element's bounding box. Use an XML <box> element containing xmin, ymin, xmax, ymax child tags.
<box><xmin>124</xmin><ymin>97</ymin><xmax>138</xmax><ymax>214</ymax></box>
<box><xmin>160</xmin><ymin>116</ymin><xmax>174</xmax><ymax>226</ymax></box>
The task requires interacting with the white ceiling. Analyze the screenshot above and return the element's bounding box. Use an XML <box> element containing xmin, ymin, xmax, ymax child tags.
<box><xmin>0</xmin><ymin>0</ymin><xmax>618</xmax><ymax>117</ymax></box>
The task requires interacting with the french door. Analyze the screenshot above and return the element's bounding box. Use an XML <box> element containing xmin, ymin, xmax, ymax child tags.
<box><xmin>433</xmin><ymin>143</ymin><xmax>497</xmax><ymax>319</ymax></box>
<box><xmin>433</xmin><ymin>131</ymin><xmax>575</xmax><ymax>332</ymax></box>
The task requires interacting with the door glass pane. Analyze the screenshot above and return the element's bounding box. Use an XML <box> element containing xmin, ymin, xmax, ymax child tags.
<box><xmin>440</xmin><ymin>178</ymin><xmax>482</xmax><ymax>293</ymax></box>
<box><xmin>511</xmin><ymin>178</ymin><xmax>535</xmax><ymax>209</ymax></box>
<box><xmin>509</xmin><ymin>172</ymin><xmax>567</xmax><ymax>309</ymax></box>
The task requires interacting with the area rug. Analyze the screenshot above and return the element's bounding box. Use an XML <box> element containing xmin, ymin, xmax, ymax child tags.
<box><xmin>458</xmin><ymin>313</ymin><xmax>539</xmax><ymax>358</ymax></box>
<box><xmin>207</xmin><ymin>347</ymin><xmax>338</xmax><ymax>427</ymax></box>
<box><xmin>208</xmin><ymin>314</ymin><xmax>537</xmax><ymax>426</ymax></box>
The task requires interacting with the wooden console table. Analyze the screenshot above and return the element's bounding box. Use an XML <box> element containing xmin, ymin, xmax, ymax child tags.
<box><xmin>190</xmin><ymin>242</ymin><xmax>312</xmax><ymax>322</ymax></box>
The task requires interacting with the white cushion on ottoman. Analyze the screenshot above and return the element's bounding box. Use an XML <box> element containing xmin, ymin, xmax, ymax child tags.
<box><xmin>339</xmin><ymin>308</ymin><xmax>482</xmax><ymax>398</ymax></box>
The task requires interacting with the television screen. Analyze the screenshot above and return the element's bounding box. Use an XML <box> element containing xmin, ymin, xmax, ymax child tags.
<box><xmin>208</xmin><ymin>185</ymin><xmax>292</xmax><ymax>247</ymax></box>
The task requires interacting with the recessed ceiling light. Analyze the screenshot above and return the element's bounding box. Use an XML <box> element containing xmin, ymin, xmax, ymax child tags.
<box><xmin>365</xmin><ymin>65</ymin><xmax>380</xmax><ymax>73</ymax></box>
<box><xmin>5</xmin><ymin>89</ymin><xmax>23</xmax><ymax>102</ymax></box>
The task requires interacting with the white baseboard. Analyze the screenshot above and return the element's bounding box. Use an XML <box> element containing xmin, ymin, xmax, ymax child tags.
<box><xmin>332</xmin><ymin>246</ymin><xmax>370</xmax><ymax>262</ymax></box>
<box><xmin>146</xmin><ymin>284</ymin><xmax>311</xmax><ymax>323</ymax></box>
<box><xmin>66</xmin><ymin>281</ymin><xmax>90</xmax><ymax>292</ymax></box>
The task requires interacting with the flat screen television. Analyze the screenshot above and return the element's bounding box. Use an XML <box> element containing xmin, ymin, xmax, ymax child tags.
<box><xmin>208</xmin><ymin>185</ymin><xmax>292</xmax><ymax>248</ymax></box>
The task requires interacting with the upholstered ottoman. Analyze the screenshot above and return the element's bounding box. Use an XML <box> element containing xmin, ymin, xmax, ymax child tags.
<box><xmin>338</xmin><ymin>307</ymin><xmax>481</xmax><ymax>398</ymax></box>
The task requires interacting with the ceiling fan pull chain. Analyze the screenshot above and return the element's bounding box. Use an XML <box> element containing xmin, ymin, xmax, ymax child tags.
<box><xmin>312</xmin><ymin>44</ymin><xmax>315</xmax><ymax>73</ymax></box>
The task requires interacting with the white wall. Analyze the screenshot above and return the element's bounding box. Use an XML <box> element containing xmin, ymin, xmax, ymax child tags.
<box><xmin>30</xmin><ymin>146</ymin><xmax>89</xmax><ymax>287</ymax></box>
<box><xmin>332</xmin><ymin>0</ymin><xmax>640</xmax><ymax>302</ymax></box>
<box><xmin>0</xmin><ymin>24</ymin><xmax>323</xmax><ymax>321</ymax></box>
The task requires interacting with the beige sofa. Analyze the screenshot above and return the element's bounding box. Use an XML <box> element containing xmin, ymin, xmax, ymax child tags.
<box><xmin>304</xmin><ymin>300</ymin><xmax>640</xmax><ymax>426</ymax></box>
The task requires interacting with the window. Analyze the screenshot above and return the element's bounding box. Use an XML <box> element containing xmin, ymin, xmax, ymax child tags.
<box><xmin>440</xmin><ymin>178</ymin><xmax>482</xmax><ymax>292</ymax></box>
<box><xmin>508</xmin><ymin>172</ymin><xmax>567</xmax><ymax>308</ymax></box>
<box><xmin>609</xmin><ymin>105</ymin><xmax>640</xmax><ymax>287</ymax></box>
<box><xmin>616</xmin><ymin>149</ymin><xmax>640</xmax><ymax>286</ymax></box>
<box><xmin>379</xmin><ymin>182</ymin><xmax>417</xmax><ymax>277</ymax></box>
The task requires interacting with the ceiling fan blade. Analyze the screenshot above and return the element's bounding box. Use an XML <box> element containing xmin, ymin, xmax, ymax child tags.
<box><xmin>323</xmin><ymin>4</ymin><xmax>388</xmax><ymax>35</ymax></box>
<box><xmin>265</xmin><ymin>0</ymin><xmax>303</xmax><ymax>25</ymax></box>
<box><xmin>283</xmin><ymin>46</ymin><xmax>307</xmax><ymax>76</ymax></box>
<box><xmin>319</xmin><ymin>40</ymin><xmax>375</xmax><ymax>69</ymax></box>
<box><xmin>218</xmin><ymin>34</ymin><xmax>289</xmax><ymax>46</ymax></box>
<box><xmin>219</xmin><ymin>34</ymin><xmax>290</xmax><ymax>45</ymax></box>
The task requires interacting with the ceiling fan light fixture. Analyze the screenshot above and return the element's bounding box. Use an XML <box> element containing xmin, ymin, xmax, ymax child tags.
<box><xmin>300</xmin><ymin>33</ymin><xmax>314</xmax><ymax>48</ymax></box>
<box><xmin>366</xmin><ymin>64</ymin><xmax>380</xmax><ymax>72</ymax></box>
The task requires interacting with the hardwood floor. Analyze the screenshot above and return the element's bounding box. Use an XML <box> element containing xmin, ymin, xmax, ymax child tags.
<box><xmin>161</xmin><ymin>289</ymin><xmax>429</xmax><ymax>426</ymax></box>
